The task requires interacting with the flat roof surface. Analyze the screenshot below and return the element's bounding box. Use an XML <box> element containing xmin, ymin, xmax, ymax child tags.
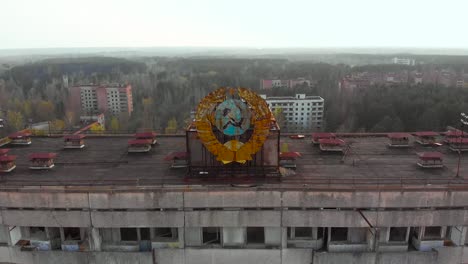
<box><xmin>0</xmin><ymin>135</ymin><xmax>467</xmax><ymax>190</ymax></box>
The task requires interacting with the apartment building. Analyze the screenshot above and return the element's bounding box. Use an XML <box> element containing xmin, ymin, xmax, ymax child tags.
<box><xmin>262</xmin><ymin>94</ymin><xmax>324</xmax><ymax>132</ymax></box>
<box><xmin>260</xmin><ymin>78</ymin><xmax>312</xmax><ymax>90</ymax></box>
<box><xmin>392</xmin><ymin>57</ymin><xmax>416</xmax><ymax>66</ymax></box>
<box><xmin>69</xmin><ymin>84</ymin><xmax>133</xmax><ymax>116</ymax></box>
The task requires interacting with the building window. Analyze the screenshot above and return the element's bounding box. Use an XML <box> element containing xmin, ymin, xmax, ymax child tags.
<box><xmin>203</xmin><ymin>227</ymin><xmax>220</xmax><ymax>244</ymax></box>
<box><xmin>247</xmin><ymin>227</ymin><xmax>265</xmax><ymax>244</ymax></box>
<box><xmin>288</xmin><ymin>227</ymin><xmax>312</xmax><ymax>239</ymax></box>
<box><xmin>330</xmin><ymin>228</ymin><xmax>348</xmax><ymax>241</ymax></box>
<box><xmin>389</xmin><ymin>227</ymin><xmax>407</xmax><ymax>242</ymax></box>
<box><xmin>120</xmin><ymin>228</ymin><xmax>138</xmax><ymax>241</ymax></box>
<box><xmin>424</xmin><ymin>226</ymin><xmax>442</xmax><ymax>239</ymax></box>
<box><xmin>63</xmin><ymin>227</ymin><xmax>81</xmax><ymax>241</ymax></box>
<box><xmin>140</xmin><ymin>228</ymin><xmax>151</xmax><ymax>240</ymax></box>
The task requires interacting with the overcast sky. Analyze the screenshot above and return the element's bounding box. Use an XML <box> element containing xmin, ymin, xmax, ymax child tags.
<box><xmin>1</xmin><ymin>0</ymin><xmax>467</xmax><ymax>49</ymax></box>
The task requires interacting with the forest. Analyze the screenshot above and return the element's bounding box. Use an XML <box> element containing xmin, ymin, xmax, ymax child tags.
<box><xmin>0</xmin><ymin>55</ymin><xmax>467</xmax><ymax>134</ymax></box>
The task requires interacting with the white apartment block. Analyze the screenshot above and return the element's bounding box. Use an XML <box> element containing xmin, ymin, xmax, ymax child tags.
<box><xmin>392</xmin><ymin>57</ymin><xmax>416</xmax><ymax>66</ymax></box>
<box><xmin>261</xmin><ymin>94</ymin><xmax>324</xmax><ymax>132</ymax></box>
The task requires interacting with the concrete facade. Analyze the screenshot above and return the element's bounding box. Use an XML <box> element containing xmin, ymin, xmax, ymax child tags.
<box><xmin>0</xmin><ymin>189</ymin><xmax>467</xmax><ymax>264</ymax></box>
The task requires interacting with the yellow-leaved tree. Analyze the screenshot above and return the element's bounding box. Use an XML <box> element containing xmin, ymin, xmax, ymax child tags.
<box><xmin>165</xmin><ymin>118</ymin><xmax>177</xmax><ymax>134</ymax></box>
<box><xmin>110</xmin><ymin>117</ymin><xmax>120</xmax><ymax>133</ymax></box>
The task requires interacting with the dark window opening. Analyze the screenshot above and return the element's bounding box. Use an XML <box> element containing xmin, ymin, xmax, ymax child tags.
<box><xmin>31</xmin><ymin>227</ymin><xmax>45</xmax><ymax>233</ymax></box>
<box><xmin>120</xmin><ymin>228</ymin><xmax>138</xmax><ymax>241</ymax></box>
<box><xmin>247</xmin><ymin>227</ymin><xmax>265</xmax><ymax>244</ymax></box>
<box><xmin>154</xmin><ymin>228</ymin><xmax>176</xmax><ymax>239</ymax></box>
<box><xmin>295</xmin><ymin>227</ymin><xmax>313</xmax><ymax>238</ymax></box>
<box><xmin>317</xmin><ymin>227</ymin><xmax>324</xmax><ymax>239</ymax></box>
<box><xmin>330</xmin><ymin>228</ymin><xmax>348</xmax><ymax>241</ymax></box>
<box><xmin>389</xmin><ymin>227</ymin><xmax>407</xmax><ymax>242</ymax></box>
<box><xmin>140</xmin><ymin>228</ymin><xmax>150</xmax><ymax>240</ymax></box>
<box><xmin>202</xmin><ymin>227</ymin><xmax>220</xmax><ymax>244</ymax></box>
<box><xmin>63</xmin><ymin>227</ymin><xmax>81</xmax><ymax>241</ymax></box>
<box><xmin>425</xmin><ymin>226</ymin><xmax>442</xmax><ymax>239</ymax></box>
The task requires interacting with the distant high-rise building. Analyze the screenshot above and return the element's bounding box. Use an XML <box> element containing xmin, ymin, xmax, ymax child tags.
<box><xmin>260</xmin><ymin>78</ymin><xmax>312</xmax><ymax>90</ymax></box>
<box><xmin>392</xmin><ymin>57</ymin><xmax>415</xmax><ymax>66</ymax></box>
<box><xmin>69</xmin><ymin>84</ymin><xmax>133</xmax><ymax>116</ymax></box>
<box><xmin>261</xmin><ymin>94</ymin><xmax>324</xmax><ymax>132</ymax></box>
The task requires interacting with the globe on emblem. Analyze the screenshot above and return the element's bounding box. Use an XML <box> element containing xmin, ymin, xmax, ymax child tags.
<box><xmin>214</xmin><ymin>99</ymin><xmax>251</xmax><ymax>136</ymax></box>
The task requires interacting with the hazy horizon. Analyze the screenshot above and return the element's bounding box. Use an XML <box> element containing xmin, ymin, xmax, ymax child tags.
<box><xmin>2</xmin><ymin>0</ymin><xmax>468</xmax><ymax>51</ymax></box>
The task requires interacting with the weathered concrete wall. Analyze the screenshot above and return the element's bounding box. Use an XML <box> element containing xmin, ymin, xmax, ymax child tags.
<box><xmin>185</xmin><ymin>211</ymin><xmax>281</xmax><ymax>227</ymax></box>
<box><xmin>184</xmin><ymin>191</ymin><xmax>281</xmax><ymax>208</ymax></box>
<box><xmin>0</xmin><ymin>191</ymin><xmax>90</xmax><ymax>208</ymax></box>
<box><xmin>313</xmin><ymin>251</ymin><xmax>438</xmax><ymax>264</ymax></box>
<box><xmin>2</xmin><ymin>190</ymin><xmax>468</xmax><ymax>211</ymax></box>
<box><xmin>0</xmin><ymin>247</ymin><xmax>152</xmax><ymax>264</ymax></box>
<box><xmin>183</xmin><ymin>249</ymin><xmax>281</xmax><ymax>264</ymax></box>
<box><xmin>283</xmin><ymin>191</ymin><xmax>380</xmax><ymax>208</ymax></box>
<box><xmin>1</xmin><ymin>210</ymin><xmax>91</xmax><ymax>227</ymax></box>
<box><xmin>376</xmin><ymin>210</ymin><xmax>467</xmax><ymax>227</ymax></box>
<box><xmin>283</xmin><ymin>210</ymin><xmax>375</xmax><ymax>227</ymax></box>
<box><xmin>91</xmin><ymin>211</ymin><xmax>184</xmax><ymax>227</ymax></box>
<box><xmin>89</xmin><ymin>192</ymin><xmax>183</xmax><ymax>209</ymax></box>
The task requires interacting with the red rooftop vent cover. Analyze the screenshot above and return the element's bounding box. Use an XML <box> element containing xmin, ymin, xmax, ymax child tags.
<box><xmin>445</xmin><ymin>130</ymin><xmax>467</xmax><ymax>137</ymax></box>
<box><xmin>128</xmin><ymin>139</ymin><xmax>152</xmax><ymax>146</ymax></box>
<box><xmin>447</xmin><ymin>138</ymin><xmax>468</xmax><ymax>144</ymax></box>
<box><xmin>164</xmin><ymin>152</ymin><xmax>188</xmax><ymax>161</ymax></box>
<box><xmin>280</xmin><ymin>152</ymin><xmax>302</xmax><ymax>160</ymax></box>
<box><xmin>0</xmin><ymin>149</ymin><xmax>10</xmax><ymax>155</ymax></box>
<box><xmin>414</xmin><ymin>131</ymin><xmax>439</xmax><ymax>137</ymax></box>
<box><xmin>0</xmin><ymin>155</ymin><xmax>17</xmax><ymax>162</ymax></box>
<box><xmin>28</xmin><ymin>153</ymin><xmax>57</xmax><ymax>160</ymax></box>
<box><xmin>387</xmin><ymin>133</ymin><xmax>411</xmax><ymax>139</ymax></box>
<box><xmin>64</xmin><ymin>134</ymin><xmax>86</xmax><ymax>140</ymax></box>
<box><xmin>318</xmin><ymin>138</ymin><xmax>345</xmax><ymax>146</ymax></box>
<box><xmin>312</xmin><ymin>132</ymin><xmax>336</xmax><ymax>140</ymax></box>
<box><xmin>417</xmin><ymin>152</ymin><xmax>443</xmax><ymax>160</ymax></box>
<box><xmin>135</xmin><ymin>132</ymin><xmax>156</xmax><ymax>139</ymax></box>
<box><xmin>9</xmin><ymin>132</ymin><xmax>32</xmax><ymax>139</ymax></box>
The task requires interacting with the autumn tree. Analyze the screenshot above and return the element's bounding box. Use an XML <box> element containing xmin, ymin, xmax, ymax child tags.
<box><xmin>273</xmin><ymin>107</ymin><xmax>286</xmax><ymax>131</ymax></box>
<box><xmin>7</xmin><ymin>111</ymin><xmax>24</xmax><ymax>132</ymax></box>
<box><xmin>110</xmin><ymin>116</ymin><xmax>120</xmax><ymax>132</ymax></box>
<box><xmin>35</xmin><ymin>100</ymin><xmax>55</xmax><ymax>121</ymax></box>
<box><xmin>64</xmin><ymin>111</ymin><xmax>76</xmax><ymax>129</ymax></box>
<box><xmin>50</xmin><ymin>119</ymin><xmax>65</xmax><ymax>132</ymax></box>
<box><xmin>142</xmin><ymin>97</ymin><xmax>154</xmax><ymax>129</ymax></box>
<box><xmin>90</xmin><ymin>122</ymin><xmax>104</xmax><ymax>134</ymax></box>
<box><xmin>165</xmin><ymin>118</ymin><xmax>177</xmax><ymax>134</ymax></box>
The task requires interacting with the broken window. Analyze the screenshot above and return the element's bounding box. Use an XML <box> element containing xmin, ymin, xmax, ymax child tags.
<box><xmin>424</xmin><ymin>226</ymin><xmax>442</xmax><ymax>239</ymax></box>
<box><xmin>153</xmin><ymin>228</ymin><xmax>178</xmax><ymax>241</ymax></box>
<box><xmin>120</xmin><ymin>228</ymin><xmax>138</xmax><ymax>241</ymax></box>
<box><xmin>330</xmin><ymin>228</ymin><xmax>348</xmax><ymax>242</ymax></box>
<box><xmin>389</xmin><ymin>227</ymin><xmax>407</xmax><ymax>242</ymax></box>
<box><xmin>63</xmin><ymin>228</ymin><xmax>81</xmax><ymax>241</ymax></box>
<box><xmin>202</xmin><ymin>227</ymin><xmax>220</xmax><ymax>244</ymax></box>
<box><xmin>247</xmin><ymin>227</ymin><xmax>265</xmax><ymax>244</ymax></box>
<box><xmin>30</xmin><ymin>227</ymin><xmax>47</xmax><ymax>240</ymax></box>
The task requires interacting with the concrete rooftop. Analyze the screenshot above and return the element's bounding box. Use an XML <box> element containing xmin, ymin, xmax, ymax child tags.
<box><xmin>0</xmin><ymin>135</ymin><xmax>467</xmax><ymax>190</ymax></box>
